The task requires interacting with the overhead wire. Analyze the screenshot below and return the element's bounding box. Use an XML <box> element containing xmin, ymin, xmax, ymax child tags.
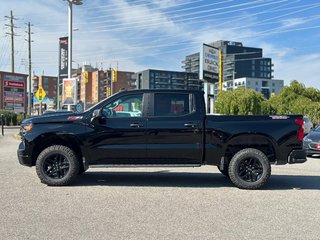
<box><xmin>35</xmin><ymin>0</ymin><xmax>288</xmax><ymax>34</ymax></box>
<box><xmin>26</xmin><ymin>0</ymin><xmax>320</xmax><ymax>70</ymax></box>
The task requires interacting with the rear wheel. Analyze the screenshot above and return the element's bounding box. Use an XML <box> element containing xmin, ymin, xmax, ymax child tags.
<box><xmin>36</xmin><ymin>145</ymin><xmax>79</xmax><ymax>186</ymax></box>
<box><xmin>228</xmin><ymin>148</ymin><xmax>271</xmax><ymax>189</ymax></box>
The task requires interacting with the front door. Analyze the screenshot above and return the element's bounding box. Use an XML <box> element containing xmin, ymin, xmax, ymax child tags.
<box><xmin>87</xmin><ymin>93</ymin><xmax>147</xmax><ymax>165</ymax></box>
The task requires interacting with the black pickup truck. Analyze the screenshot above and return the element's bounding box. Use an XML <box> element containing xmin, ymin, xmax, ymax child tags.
<box><xmin>18</xmin><ymin>89</ymin><xmax>307</xmax><ymax>189</ymax></box>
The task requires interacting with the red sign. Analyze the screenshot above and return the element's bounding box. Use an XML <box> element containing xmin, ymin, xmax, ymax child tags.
<box><xmin>4</xmin><ymin>80</ymin><xmax>24</xmax><ymax>88</ymax></box>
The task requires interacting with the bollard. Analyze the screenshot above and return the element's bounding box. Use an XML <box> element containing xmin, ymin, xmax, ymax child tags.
<box><xmin>1</xmin><ymin>114</ymin><xmax>4</xmax><ymax>136</ymax></box>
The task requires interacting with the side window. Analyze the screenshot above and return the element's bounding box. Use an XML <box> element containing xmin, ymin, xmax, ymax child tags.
<box><xmin>102</xmin><ymin>94</ymin><xmax>143</xmax><ymax>118</ymax></box>
<box><xmin>154</xmin><ymin>93</ymin><xmax>195</xmax><ymax>117</ymax></box>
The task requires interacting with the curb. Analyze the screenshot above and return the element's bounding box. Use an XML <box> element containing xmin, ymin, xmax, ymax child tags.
<box><xmin>4</xmin><ymin>126</ymin><xmax>20</xmax><ymax>129</ymax></box>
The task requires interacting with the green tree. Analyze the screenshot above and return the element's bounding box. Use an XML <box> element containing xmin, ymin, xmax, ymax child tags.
<box><xmin>215</xmin><ymin>88</ymin><xmax>269</xmax><ymax>115</ymax></box>
<box><xmin>267</xmin><ymin>80</ymin><xmax>320</xmax><ymax>124</ymax></box>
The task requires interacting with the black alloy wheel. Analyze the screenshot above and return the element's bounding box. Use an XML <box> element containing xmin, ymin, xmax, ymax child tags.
<box><xmin>228</xmin><ymin>148</ymin><xmax>271</xmax><ymax>189</ymax></box>
<box><xmin>42</xmin><ymin>153</ymin><xmax>70</xmax><ymax>179</ymax></box>
<box><xmin>237</xmin><ymin>157</ymin><xmax>263</xmax><ymax>182</ymax></box>
<box><xmin>36</xmin><ymin>145</ymin><xmax>79</xmax><ymax>186</ymax></box>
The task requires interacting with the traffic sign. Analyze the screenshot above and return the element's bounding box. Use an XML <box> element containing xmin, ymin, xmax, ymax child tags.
<box><xmin>76</xmin><ymin>102</ymin><xmax>84</xmax><ymax>113</ymax></box>
<box><xmin>35</xmin><ymin>86</ymin><xmax>46</xmax><ymax>103</ymax></box>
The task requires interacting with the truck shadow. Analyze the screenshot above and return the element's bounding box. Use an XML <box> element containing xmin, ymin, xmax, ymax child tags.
<box><xmin>266</xmin><ymin>175</ymin><xmax>320</xmax><ymax>190</ymax></box>
<box><xmin>74</xmin><ymin>172</ymin><xmax>233</xmax><ymax>188</ymax></box>
<box><xmin>73</xmin><ymin>171</ymin><xmax>320</xmax><ymax>190</ymax></box>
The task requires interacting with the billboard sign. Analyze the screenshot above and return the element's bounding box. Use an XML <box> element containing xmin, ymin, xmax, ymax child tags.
<box><xmin>199</xmin><ymin>43</ymin><xmax>219</xmax><ymax>83</ymax></box>
<box><xmin>2</xmin><ymin>73</ymin><xmax>27</xmax><ymax>113</ymax></box>
<box><xmin>59</xmin><ymin>37</ymin><xmax>68</xmax><ymax>78</ymax></box>
<box><xmin>62</xmin><ymin>78</ymin><xmax>77</xmax><ymax>105</ymax></box>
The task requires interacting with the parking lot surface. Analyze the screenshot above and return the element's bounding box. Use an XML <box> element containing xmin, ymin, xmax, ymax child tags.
<box><xmin>1</xmin><ymin>131</ymin><xmax>319</xmax><ymax>240</ymax></box>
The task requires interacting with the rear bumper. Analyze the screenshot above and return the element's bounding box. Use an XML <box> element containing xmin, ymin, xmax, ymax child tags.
<box><xmin>17</xmin><ymin>141</ymin><xmax>33</xmax><ymax>167</ymax></box>
<box><xmin>288</xmin><ymin>149</ymin><xmax>307</xmax><ymax>164</ymax></box>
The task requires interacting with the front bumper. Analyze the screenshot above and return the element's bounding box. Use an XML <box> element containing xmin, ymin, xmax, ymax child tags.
<box><xmin>17</xmin><ymin>141</ymin><xmax>33</xmax><ymax>167</ymax></box>
<box><xmin>303</xmin><ymin>141</ymin><xmax>320</xmax><ymax>156</ymax></box>
<box><xmin>306</xmin><ymin>149</ymin><xmax>320</xmax><ymax>156</ymax></box>
<box><xmin>288</xmin><ymin>149</ymin><xmax>307</xmax><ymax>164</ymax></box>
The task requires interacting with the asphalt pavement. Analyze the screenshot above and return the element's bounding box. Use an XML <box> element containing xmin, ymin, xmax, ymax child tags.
<box><xmin>0</xmin><ymin>130</ymin><xmax>319</xmax><ymax>240</ymax></box>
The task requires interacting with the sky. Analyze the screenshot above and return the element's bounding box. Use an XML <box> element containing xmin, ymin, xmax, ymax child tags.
<box><xmin>0</xmin><ymin>0</ymin><xmax>320</xmax><ymax>88</ymax></box>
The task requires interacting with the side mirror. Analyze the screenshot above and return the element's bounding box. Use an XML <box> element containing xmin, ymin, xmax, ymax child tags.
<box><xmin>91</xmin><ymin>109</ymin><xmax>105</xmax><ymax>125</ymax></box>
<box><xmin>92</xmin><ymin>109</ymin><xmax>101</xmax><ymax>118</ymax></box>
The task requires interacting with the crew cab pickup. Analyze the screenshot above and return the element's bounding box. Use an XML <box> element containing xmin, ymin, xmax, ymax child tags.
<box><xmin>17</xmin><ymin>89</ymin><xmax>307</xmax><ymax>189</ymax></box>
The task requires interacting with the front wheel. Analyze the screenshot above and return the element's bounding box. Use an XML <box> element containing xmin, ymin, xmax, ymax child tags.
<box><xmin>228</xmin><ymin>148</ymin><xmax>271</xmax><ymax>190</ymax></box>
<box><xmin>36</xmin><ymin>145</ymin><xmax>79</xmax><ymax>186</ymax></box>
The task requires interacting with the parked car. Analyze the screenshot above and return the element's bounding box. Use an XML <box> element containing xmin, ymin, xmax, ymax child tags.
<box><xmin>303</xmin><ymin>125</ymin><xmax>320</xmax><ymax>157</ymax></box>
<box><xmin>18</xmin><ymin>89</ymin><xmax>307</xmax><ymax>189</ymax></box>
<box><xmin>304</xmin><ymin>116</ymin><xmax>313</xmax><ymax>135</ymax></box>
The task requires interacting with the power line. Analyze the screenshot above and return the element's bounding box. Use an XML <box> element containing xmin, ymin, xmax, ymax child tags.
<box><xmin>77</xmin><ymin>0</ymin><xmax>285</xmax><ymax>30</ymax></box>
<box><xmin>30</xmin><ymin>21</ymin><xmax>320</xmax><ymax>65</ymax></box>
<box><xmin>32</xmin><ymin>0</ymin><xmax>305</xmax><ymax>45</ymax></box>
<box><xmin>86</xmin><ymin>0</ymin><xmax>235</xmax><ymax>22</ymax></box>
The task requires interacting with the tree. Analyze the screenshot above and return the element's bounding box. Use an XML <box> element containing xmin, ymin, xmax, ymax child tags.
<box><xmin>267</xmin><ymin>80</ymin><xmax>320</xmax><ymax>124</ymax></box>
<box><xmin>215</xmin><ymin>88</ymin><xmax>269</xmax><ymax>115</ymax></box>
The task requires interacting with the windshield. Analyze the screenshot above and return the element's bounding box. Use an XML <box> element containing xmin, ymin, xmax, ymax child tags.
<box><xmin>314</xmin><ymin>126</ymin><xmax>320</xmax><ymax>132</ymax></box>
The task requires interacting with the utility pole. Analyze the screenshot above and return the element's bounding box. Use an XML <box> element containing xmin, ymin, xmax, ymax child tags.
<box><xmin>25</xmin><ymin>22</ymin><xmax>33</xmax><ymax>115</ymax></box>
<box><xmin>4</xmin><ymin>10</ymin><xmax>18</xmax><ymax>73</ymax></box>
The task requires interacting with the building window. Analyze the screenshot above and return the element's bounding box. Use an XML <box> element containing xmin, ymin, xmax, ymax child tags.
<box><xmin>252</xmin><ymin>72</ymin><xmax>255</xmax><ymax>77</ymax></box>
<box><xmin>256</xmin><ymin>82</ymin><xmax>258</xmax><ymax>86</ymax></box>
<box><xmin>252</xmin><ymin>65</ymin><xmax>255</xmax><ymax>70</ymax></box>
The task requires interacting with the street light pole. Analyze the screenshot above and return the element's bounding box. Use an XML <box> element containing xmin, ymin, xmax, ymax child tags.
<box><xmin>66</xmin><ymin>0</ymin><xmax>82</xmax><ymax>111</ymax></box>
<box><xmin>68</xmin><ymin>1</ymin><xmax>72</xmax><ymax>80</ymax></box>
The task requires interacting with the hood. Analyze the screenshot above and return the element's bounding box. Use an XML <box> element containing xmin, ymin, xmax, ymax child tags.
<box><xmin>21</xmin><ymin>112</ymin><xmax>84</xmax><ymax>125</ymax></box>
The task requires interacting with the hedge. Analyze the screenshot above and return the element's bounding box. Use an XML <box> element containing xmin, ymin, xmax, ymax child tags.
<box><xmin>0</xmin><ymin>110</ymin><xmax>28</xmax><ymax>126</ymax></box>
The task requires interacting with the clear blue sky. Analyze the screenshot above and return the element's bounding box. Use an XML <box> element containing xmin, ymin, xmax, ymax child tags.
<box><xmin>1</xmin><ymin>0</ymin><xmax>320</xmax><ymax>88</ymax></box>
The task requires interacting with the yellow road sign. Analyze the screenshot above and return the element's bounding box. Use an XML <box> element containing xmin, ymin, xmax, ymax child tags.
<box><xmin>36</xmin><ymin>86</ymin><xmax>46</xmax><ymax>103</ymax></box>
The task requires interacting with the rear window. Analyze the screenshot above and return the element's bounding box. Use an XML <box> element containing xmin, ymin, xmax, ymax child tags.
<box><xmin>154</xmin><ymin>93</ymin><xmax>195</xmax><ymax>117</ymax></box>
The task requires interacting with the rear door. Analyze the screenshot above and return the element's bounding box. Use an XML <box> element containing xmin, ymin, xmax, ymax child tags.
<box><xmin>146</xmin><ymin>92</ymin><xmax>204</xmax><ymax>164</ymax></box>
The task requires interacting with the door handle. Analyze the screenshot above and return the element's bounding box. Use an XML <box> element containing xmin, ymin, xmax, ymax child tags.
<box><xmin>184</xmin><ymin>123</ymin><xmax>199</xmax><ymax>128</ymax></box>
<box><xmin>130</xmin><ymin>123</ymin><xmax>143</xmax><ymax>128</ymax></box>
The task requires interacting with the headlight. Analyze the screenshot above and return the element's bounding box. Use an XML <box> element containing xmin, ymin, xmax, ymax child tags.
<box><xmin>21</xmin><ymin>123</ymin><xmax>33</xmax><ymax>133</ymax></box>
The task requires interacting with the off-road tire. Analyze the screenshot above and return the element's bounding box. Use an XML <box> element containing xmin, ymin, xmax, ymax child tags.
<box><xmin>228</xmin><ymin>148</ymin><xmax>271</xmax><ymax>190</ymax></box>
<box><xmin>36</xmin><ymin>145</ymin><xmax>79</xmax><ymax>186</ymax></box>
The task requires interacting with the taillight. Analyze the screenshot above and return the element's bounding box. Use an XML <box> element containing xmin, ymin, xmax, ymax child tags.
<box><xmin>295</xmin><ymin>118</ymin><xmax>304</xmax><ymax>141</ymax></box>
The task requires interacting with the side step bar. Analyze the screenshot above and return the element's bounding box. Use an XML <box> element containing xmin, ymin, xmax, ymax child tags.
<box><xmin>90</xmin><ymin>164</ymin><xmax>202</xmax><ymax>168</ymax></box>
